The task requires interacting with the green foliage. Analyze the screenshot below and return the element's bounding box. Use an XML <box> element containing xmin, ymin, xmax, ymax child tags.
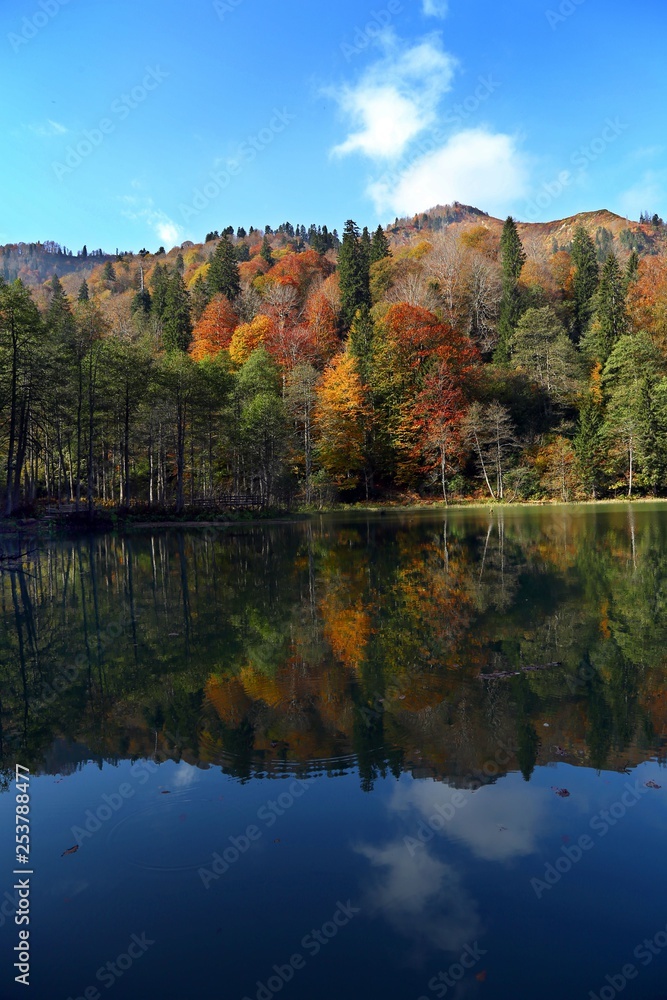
<box><xmin>571</xmin><ymin>226</ymin><xmax>599</xmax><ymax>342</ymax></box>
<box><xmin>495</xmin><ymin>217</ymin><xmax>526</xmax><ymax>364</ymax></box>
<box><xmin>207</xmin><ymin>236</ymin><xmax>241</xmax><ymax>300</ymax></box>
<box><xmin>338</xmin><ymin>220</ymin><xmax>371</xmax><ymax>330</ymax></box>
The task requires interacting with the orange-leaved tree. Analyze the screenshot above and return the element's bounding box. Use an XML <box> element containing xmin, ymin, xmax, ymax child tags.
<box><xmin>315</xmin><ymin>352</ymin><xmax>369</xmax><ymax>491</ymax></box>
<box><xmin>190</xmin><ymin>295</ymin><xmax>238</xmax><ymax>361</ymax></box>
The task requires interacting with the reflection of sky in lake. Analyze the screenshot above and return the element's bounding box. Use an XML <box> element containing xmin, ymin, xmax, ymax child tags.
<box><xmin>2</xmin><ymin>754</ymin><xmax>667</xmax><ymax>999</ymax></box>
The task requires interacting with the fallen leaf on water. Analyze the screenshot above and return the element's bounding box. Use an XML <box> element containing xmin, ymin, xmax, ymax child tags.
<box><xmin>160</xmin><ymin>790</ymin><xmax>171</xmax><ymax>795</ymax></box>
<box><xmin>646</xmin><ymin>780</ymin><xmax>661</xmax><ymax>789</ymax></box>
<box><xmin>552</xmin><ymin>787</ymin><xmax>570</xmax><ymax>798</ymax></box>
<box><xmin>274</xmin><ymin>839</ymin><xmax>281</xmax><ymax>844</ymax></box>
<box><xmin>61</xmin><ymin>845</ymin><xmax>79</xmax><ymax>857</ymax></box>
<box><xmin>476</xmin><ymin>970</ymin><xmax>487</xmax><ymax>982</ymax></box>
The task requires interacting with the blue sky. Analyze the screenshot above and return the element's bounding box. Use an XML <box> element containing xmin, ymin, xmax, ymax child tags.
<box><xmin>1</xmin><ymin>0</ymin><xmax>665</xmax><ymax>251</ymax></box>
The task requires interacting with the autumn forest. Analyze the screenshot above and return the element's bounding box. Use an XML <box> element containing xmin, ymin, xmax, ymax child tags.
<box><xmin>2</xmin><ymin>203</ymin><xmax>667</xmax><ymax>516</ymax></box>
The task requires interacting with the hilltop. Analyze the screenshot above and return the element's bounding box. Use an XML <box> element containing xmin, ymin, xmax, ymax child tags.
<box><xmin>3</xmin><ymin>204</ymin><xmax>664</xmax><ymax>298</ymax></box>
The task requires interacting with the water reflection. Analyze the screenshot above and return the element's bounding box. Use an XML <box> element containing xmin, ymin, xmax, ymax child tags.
<box><xmin>2</xmin><ymin>505</ymin><xmax>667</xmax><ymax>786</ymax></box>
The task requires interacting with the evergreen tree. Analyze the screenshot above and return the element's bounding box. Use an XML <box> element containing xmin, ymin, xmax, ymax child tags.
<box><xmin>102</xmin><ymin>261</ymin><xmax>116</xmax><ymax>282</ymax></box>
<box><xmin>575</xmin><ymin>391</ymin><xmax>604</xmax><ymax>498</ymax></box>
<box><xmin>190</xmin><ymin>274</ymin><xmax>211</xmax><ymax>322</ymax></box>
<box><xmin>338</xmin><ymin>220</ymin><xmax>371</xmax><ymax>330</ymax></box>
<box><xmin>260</xmin><ymin>236</ymin><xmax>274</xmax><ymax>268</ymax></box>
<box><xmin>370</xmin><ymin>225</ymin><xmax>391</xmax><ymax>264</ymax></box>
<box><xmin>625</xmin><ymin>250</ymin><xmax>640</xmax><ymax>287</ymax></box>
<box><xmin>175</xmin><ymin>253</ymin><xmax>184</xmax><ymax>274</ymax></box>
<box><xmin>150</xmin><ymin>263</ymin><xmax>169</xmax><ymax>320</ymax></box>
<box><xmin>360</xmin><ymin>226</ymin><xmax>372</xmax><ymax>267</ymax></box>
<box><xmin>162</xmin><ymin>273</ymin><xmax>193</xmax><ymax>352</ymax></box>
<box><xmin>571</xmin><ymin>225</ymin><xmax>599</xmax><ymax>342</ymax></box>
<box><xmin>638</xmin><ymin>377</ymin><xmax>666</xmax><ymax>493</ymax></box>
<box><xmin>495</xmin><ymin>217</ymin><xmax>526</xmax><ymax>363</ymax></box>
<box><xmin>77</xmin><ymin>279</ymin><xmax>89</xmax><ymax>302</ymax></box>
<box><xmin>592</xmin><ymin>253</ymin><xmax>628</xmax><ymax>363</ymax></box>
<box><xmin>207</xmin><ymin>236</ymin><xmax>241</xmax><ymax>299</ymax></box>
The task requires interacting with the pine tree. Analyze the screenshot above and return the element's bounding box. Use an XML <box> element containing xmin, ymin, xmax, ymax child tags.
<box><xmin>190</xmin><ymin>274</ymin><xmax>211</xmax><ymax>322</ymax></box>
<box><xmin>594</xmin><ymin>253</ymin><xmax>628</xmax><ymax>362</ymax></box>
<box><xmin>370</xmin><ymin>225</ymin><xmax>390</xmax><ymax>264</ymax></box>
<box><xmin>571</xmin><ymin>225</ymin><xmax>599</xmax><ymax>342</ymax></box>
<box><xmin>162</xmin><ymin>272</ymin><xmax>192</xmax><ymax>352</ymax></box>
<box><xmin>150</xmin><ymin>263</ymin><xmax>169</xmax><ymax>320</ymax></box>
<box><xmin>207</xmin><ymin>236</ymin><xmax>241</xmax><ymax>299</ymax></box>
<box><xmin>495</xmin><ymin>217</ymin><xmax>526</xmax><ymax>363</ymax></box>
<box><xmin>338</xmin><ymin>220</ymin><xmax>371</xmax><ymax>330</ymax></box>
<box><xmin>575</xmin><ymin>389</ymin><xmax>604</xmax><ymax>497</ymax></box>
<box><xmin>102</xmin><ymin>261</ymin><xmax>116</xmax><ymax>282</ymax></box>
<box><xmin>260</xmin><ymin>236</ymin><xmax>274</xmax><ymax>268</ymax></box>
<box><xmin>625</xmin><ymin>250</ymin><xmax>640</xmax><ymax>287</ymax></box>
<box><xmin>77</xmin><ymin>279</ymin><xmax>89</xmax><ymax>302</ymax></box>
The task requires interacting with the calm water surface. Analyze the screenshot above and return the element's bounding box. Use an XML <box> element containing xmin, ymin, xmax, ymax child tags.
<box><xmin>1</xmin><ymin>506</ymin><xmax>667</xmax><ymax>999</ymax></box>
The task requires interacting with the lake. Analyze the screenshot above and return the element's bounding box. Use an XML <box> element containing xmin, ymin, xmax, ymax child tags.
<box><xmin>1</xmin><ymin>506</ymin><xmax>667</xmax><ymax>999</ymax></box>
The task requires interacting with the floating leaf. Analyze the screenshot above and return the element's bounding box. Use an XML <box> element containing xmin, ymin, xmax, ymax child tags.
<box><xmin>646</xmin><ymin>780</ymin><xmax>661</xmax><ymax>789</ymax></box>
<box><xmin>552</xmin><ymin>787</ymin><xmax>570</xmax><ymax>798</ymax></box>
<box><xmin>61</xmin><ymin>845</ymin><xmax>79</xmax><ymax>857</ymax></box>
<box><xmin>476</xmin><ymin>970</ymin><xmax>487</xmax><ymax>982</ymax></box>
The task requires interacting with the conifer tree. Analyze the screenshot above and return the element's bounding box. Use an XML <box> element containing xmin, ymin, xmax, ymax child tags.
<box><xmin>571</xmin><ymin>225</ymin><xmax>599</xmax><ymax>342</ymax></box>
<box><xmin>150</xmin><ymin>263</ymin><xmax>169</xmax><ymax>320</ymax></box>
<box><xmin>338</xmin><ymin>220</ymin><xmax>371</xmax><ymax>330</ymax></box>
<box><xmin>207</xmin><ymin>236</ymin><xmax>241</xmax><ymax>299</ymax></box>
<box><xmin>260</xmin><ymin>236</ymin><xmax>274</xmax><ymax>268</ymax></box>
<box><xmin>594</xmin><ymin>253</ymin><xmax>628</xmax><ymax>362</ymax></box>
<box><xmin>370</xmin><ymin>225</ymin><xmax>390</xmax><ymax>264</ymax></box>
<box><xmin>495</xmin><ymin>217</ymin><xmax>526</xmax><ymax>363</ymax></box>
<box><xmin>162</xmin><ymin>272</ymin><xmax>192</xmax><ymax>352</ymax></box>
<box><xmin>77</xmin><ymin>279</ymin><xmax>89</xmax><ymax>302</ymax></box>
<box><xmin>625</xmin><ymin>250</ymin><xmax>640</xmax><ymax>287</ymax></box>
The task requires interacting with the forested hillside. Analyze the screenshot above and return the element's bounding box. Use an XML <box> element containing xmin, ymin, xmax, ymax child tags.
<box><xmin>2</xmin><ymin>203</ymin><xmax>667</xmax><ymax>515</ymax></box>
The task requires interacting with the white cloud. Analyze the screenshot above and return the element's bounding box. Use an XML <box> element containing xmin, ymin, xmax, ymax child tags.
<box><xmin>423</xmin><ymin>0</ymin><xmax>449</xmax><ymax>17</ymax></box>
<box><xmin>389</xmin><ymin>778</ymin><xmax>549</xmax><ymax>862</ymax></box>
<box><xmin>355</xmin><ymin>839</ymin><xmax>481</xmax><ymax>954</ymax></box>
<box><xmin>368</xmin><ymin>127</ymin><xmax>528</xmax><ymax>217</ymax></box>
<box><xmin>120</xmin><ymin>195</ymin><xmax>183</xmax><ymax>248</ymax></box>
<box><xmin>27</xmin><ymin>119</ymin><xmax>68</xmax><ymax>137</ymax></box>
<box><xmin>331</xmin><ymin>34</ymin><xmax>457</xmax><ymax>160</ymax></box>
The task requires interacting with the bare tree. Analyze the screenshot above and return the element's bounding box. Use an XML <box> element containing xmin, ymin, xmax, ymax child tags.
<box><xmin>464</xmin><ymin>402</ymin><xmax>517</xmax><ymax>500</ymax></box>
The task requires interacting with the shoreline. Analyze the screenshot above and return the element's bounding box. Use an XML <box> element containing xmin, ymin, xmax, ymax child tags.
<box><xmin>2</xmin><ymin>495</ymin><xmax>667</xmax><ymax>536</ymax></box>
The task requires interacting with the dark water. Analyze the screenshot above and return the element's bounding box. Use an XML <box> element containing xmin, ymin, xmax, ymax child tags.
<box><xmin>2</xmin><ymin>506</ymin><xmax>667</xmax><ymax>1000</ymax></box>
